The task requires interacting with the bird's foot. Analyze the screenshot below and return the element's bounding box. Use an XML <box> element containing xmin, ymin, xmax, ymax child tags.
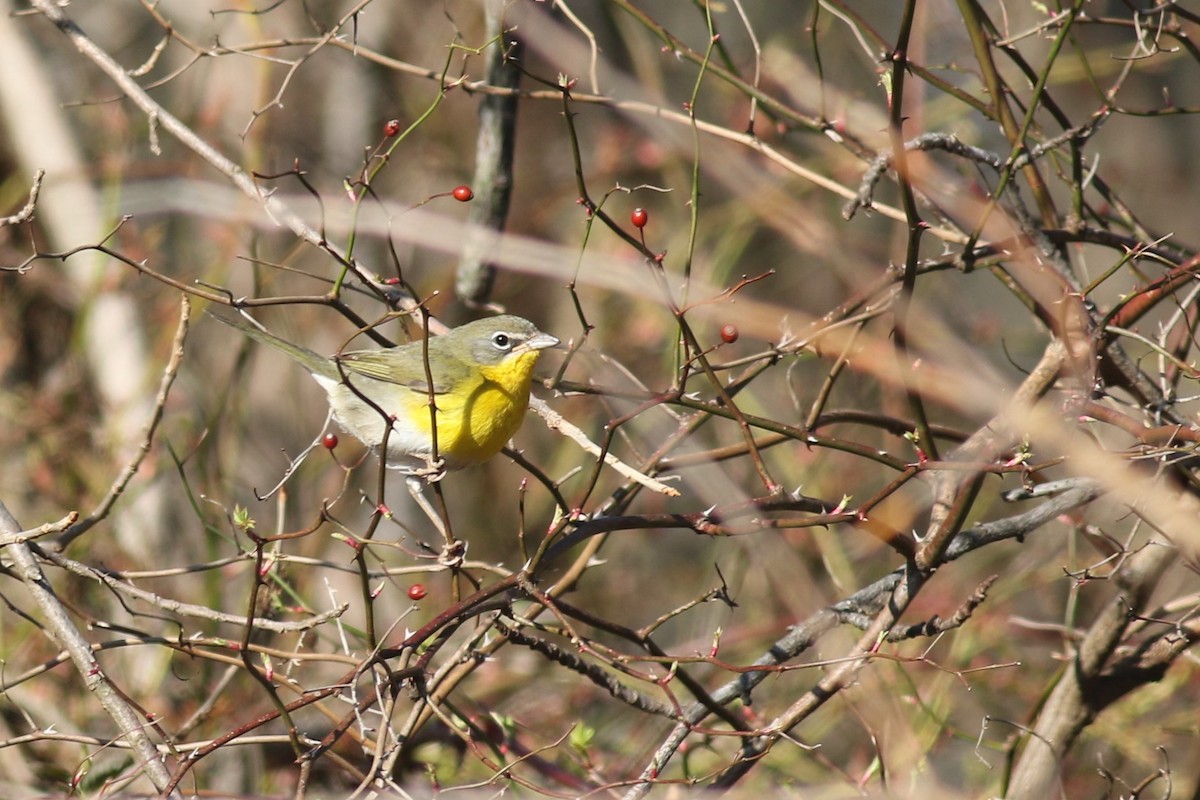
<box><xmin>409</xmin><ymin>457</ymin><xmax>447</xmax><ymax>483</ymax></box>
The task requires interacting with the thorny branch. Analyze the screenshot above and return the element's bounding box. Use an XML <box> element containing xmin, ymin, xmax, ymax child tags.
<box><xmin>3</xmin><ymin>1</ymin><xmax>1200</xmax><ymax>797</ymax></box>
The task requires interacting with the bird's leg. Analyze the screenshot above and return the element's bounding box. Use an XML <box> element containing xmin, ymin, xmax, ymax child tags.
<box><xmin>404</xmin><ymin>474</ymin><xmax>466</xmax><ymax>568</ymax></box>
<box><xmin>405</xmin><ymin>474</ymin><xmax>448</xmax><ymax>540</ymax></box>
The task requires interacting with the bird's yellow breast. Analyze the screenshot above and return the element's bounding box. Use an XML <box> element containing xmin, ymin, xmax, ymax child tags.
<box><xmin>400</xmin><ymin>350</ymin><xmax>541</xmax><ymax>468</ymax></box>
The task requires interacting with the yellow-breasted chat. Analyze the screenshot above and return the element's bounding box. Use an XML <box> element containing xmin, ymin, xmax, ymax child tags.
<box><xmin>212</xmin><ymin>311</ymin><xmax>559</xmax><ymax>474</ymax></box>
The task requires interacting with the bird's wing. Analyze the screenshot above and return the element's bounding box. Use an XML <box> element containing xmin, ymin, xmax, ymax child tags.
<box><xmin>336</xmin><ymin>349</ymin><xmax>466</xmax><ymax>395</ymax></box>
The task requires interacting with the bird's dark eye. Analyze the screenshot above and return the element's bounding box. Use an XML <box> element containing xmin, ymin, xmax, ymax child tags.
<box><xmin>491</xmin><ymin>332</ymin><xmax>512</xmax><ymax>350</ymax></box>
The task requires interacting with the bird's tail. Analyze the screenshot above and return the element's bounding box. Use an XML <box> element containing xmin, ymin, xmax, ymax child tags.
<box><xmin>209</xmin><ymin>310</ymin><xmax>337</xmax><ymax>381</ymax></box>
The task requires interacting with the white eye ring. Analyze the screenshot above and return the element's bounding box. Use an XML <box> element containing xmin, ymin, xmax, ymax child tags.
<box><xmin>491</xmin><ymin>332</ymin><xmax>512</xmax><ymax>350</ymax></box>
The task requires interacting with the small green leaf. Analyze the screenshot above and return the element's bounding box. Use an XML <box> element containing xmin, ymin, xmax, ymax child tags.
<box><xmin>569</xmin><ymin>723</ymin><xmax>596</xmax><ymax>753</ymax></box>
<box><xmin>232</xmin><ymin>505</ymin><xmax>255</xmax><ymax>534</ymax></box>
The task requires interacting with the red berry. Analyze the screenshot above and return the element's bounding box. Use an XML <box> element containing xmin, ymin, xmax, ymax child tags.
<box><xmin>408</xmin><ymin>584</ymin><xmax>427</xmax><ymax>601</ymax></box>
<box><xmin>631</xmin><ymin>207</ymin><xmax>649</xmax><ymax>229</ymax></box>
<box><xmin>384</xmin><ymin>119</ymin><xmax>401</xmax><ymax>137</ymax></box>
<box><xmin>322</xmin><ymin>433</ymin><xmax>339</xmax><ymax>450</ymax></box>
<box><xmin>452</xmin><ymin>185</ymin><xmax>474</xmax><ymax>202</ymax></box>
<box><xmin>720</xmin><ymin>324</ymin><xmax>739</xmax><ymax>344</ymax></box>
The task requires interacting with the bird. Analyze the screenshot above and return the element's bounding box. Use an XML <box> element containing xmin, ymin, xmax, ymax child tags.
<box><xmin>211</xmin><ymin>310</ymin><xmax>559</xmax><ymax>476</ymax></box>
